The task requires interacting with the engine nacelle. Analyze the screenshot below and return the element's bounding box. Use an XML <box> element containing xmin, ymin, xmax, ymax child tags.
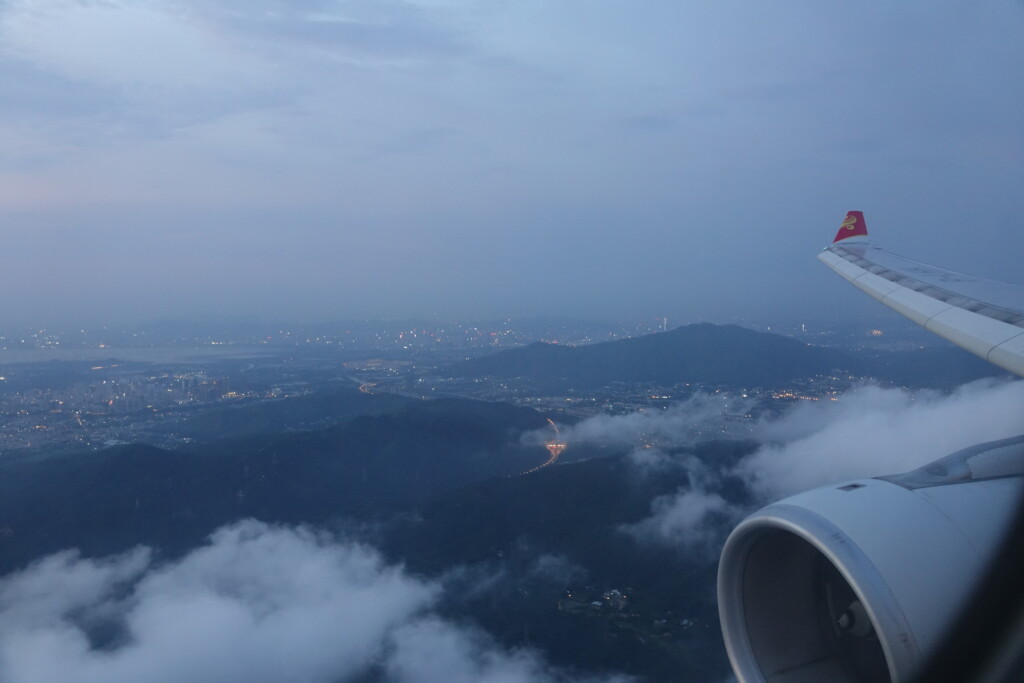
<box><xmin>718</xmin><ymin>436</ymin><xmax>1024</xmax><ymax>683</ymax></box>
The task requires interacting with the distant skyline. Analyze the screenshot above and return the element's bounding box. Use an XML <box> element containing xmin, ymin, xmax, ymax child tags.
<box><xmin>3</xmin><ymin>1</ymin><xmax>1022</xmax><ymax>326</ymax></box>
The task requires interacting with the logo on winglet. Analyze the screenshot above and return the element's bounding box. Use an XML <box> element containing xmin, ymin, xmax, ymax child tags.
<box><xmin>832</xmin><ymin>211</ymin><xmax>868</xmax><ymax>243</ymax></box>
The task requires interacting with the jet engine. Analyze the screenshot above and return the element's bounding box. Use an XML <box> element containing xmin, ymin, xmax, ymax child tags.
<box><xmin>718</xmin><ymin>435</ymin><xmax>1024</xmax><ymax>683</ymax></box>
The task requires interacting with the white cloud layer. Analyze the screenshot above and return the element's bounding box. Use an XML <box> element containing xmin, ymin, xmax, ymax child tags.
<box><xmin>385</xmin><ymin>617</ymin><xmax>628</xmax><ymax>683</ymax></box>
<box><xmin>619</xmin><ymin>380</ymin><xmax>1024</xmax><ymax>547</ymax></box>
<box><xmin>532</xmin><ymin>393</ymin><xmax>749</xmax><ymax>451</ymax></box>
<box><xmin>0</xmin><ymin>521</ymin><xmax>629</xmax><ymax>683</ymax></box>
<box><xmin>741</xmin><ymin>378</ymin><xmax>1024</xmax><ymax>499</ymax></box>
<box><xmin>625</xmin><ymin>488</ymin><xmax>740</xmax><ymax>554</ymax></box>
<box><xmin>0</xmin><ymin>0</ymin><xmax>267</xmax><ymax>89</ymax></box>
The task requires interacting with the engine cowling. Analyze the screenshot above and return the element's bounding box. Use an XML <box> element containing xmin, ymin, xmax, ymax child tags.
<box><xmin>718</xmin><ymin>436</ymin><xmax>1024</xmax><ymax>683</ymax></box>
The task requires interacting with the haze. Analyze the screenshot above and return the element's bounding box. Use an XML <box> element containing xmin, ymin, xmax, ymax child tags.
<box><xmin>2</xmin><ymin>1</ymin><xmax>1022</xmax><ymax>327</ymax></box>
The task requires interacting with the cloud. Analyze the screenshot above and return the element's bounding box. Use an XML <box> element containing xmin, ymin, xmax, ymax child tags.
<box><xmin>528</xmin><ymin>393</ymin><xmax>751</xmax><ymax>451</ymax></box>
<box><xmin>439</xmin><ymin>548</ymin><xmax>587</xmax><ymax>608</ymax></box>
<box><xmin>385</xmin><ymin>617</ymin><xmax>631</xmax><ymax>683</ymax></box>
<box><xmin>0</xmin><ymin>546</ymin><xmax>151</xmax><ymax>634</ymax></box>
<box><xmin>524</xmin><ymin>392</ymin><xmax>757</xmax><ymax>551</ymax></box>
<box><xmin>528</xmin><ymin>553</ymin><xmax>587</xmax><ymax>585</ymax></box>
<box><xmin>525</xmin><ymin>393</ymin><xmax>752</xmax><ymax>551</ymax></box>
<box><xmin>0</xmin><ymin>0</ymin><xmax>268</xmax><ymax>90</ymax></box>
<box><xmin>622</xmin><ymin>453</ymin><xmax>742</xmax><ymax>552</ymax></box>
<box><xmin>625</xmin><ymin>489</ymin><xmax>740</xmax><ymax>553</ymax></box>
<box><xmin>0</xmin><ymin>520</ymin><xmax>626</xmax><ymax>683</ymax></box>
<box><xmin>438</xmin><ymin>562</ymin><xmax>510</xmax><ymax>603</ymax></box>
<box><xmin>617</xmin><ymin>379</ymin><xmax>1024</xmax><ymax>549</ymax></box>
<box><xmin>0</xmin><ymin>521</ymin><xmax>433</xmax><ymax>683</ymax></box>
<box><xmin>626</xmin><ymin>446</ymin><xmax>687</xmax><ymax>475</ymax></box>
<box><xmin>740</xmin><ymin>378</ymin><xmax>1024</xmax><ymax>500</ymax></box>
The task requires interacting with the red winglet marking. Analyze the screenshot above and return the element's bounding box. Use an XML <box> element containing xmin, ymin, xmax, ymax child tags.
<box><xmin>833</xmin><ymin>211</ymin><xmax>868</xmax><ymax>243</ymax></box>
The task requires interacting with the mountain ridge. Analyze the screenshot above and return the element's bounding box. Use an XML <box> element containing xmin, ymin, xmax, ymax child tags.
<box><xmin>448</xmin><ymin>322</ymin><xmax>1004</xmax><ymax>389</ymax></box>
<box><xmin>450</xmin><ymin>323</ymin><xmax>853</xmax><ymax>387</ymax></box>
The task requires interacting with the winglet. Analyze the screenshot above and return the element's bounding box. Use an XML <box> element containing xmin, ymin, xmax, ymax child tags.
<box><xmin>832</xmin><ymin>211</ymin><xmax>868</xmax><ymax>243</ymax></box>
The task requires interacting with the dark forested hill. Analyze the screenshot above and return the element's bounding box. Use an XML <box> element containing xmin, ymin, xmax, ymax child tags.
<box><xmin>449</xmin><ymin>323</ymin><xmax>852</xmax><ymax>387</ymax></box>
<box><xmin>0</xmin><ymin>397</ymin><xmax>551</xmax><ymax>573</ymax></box>
<box><xmin>381</xmin><ymin>440</ymin><xmax>758</xmax><ymax>681</ymax></box>
<box><xmin>449</xmin><ymin>323</ymin><xmax>1003</xmax><ymax>389</ymax></box>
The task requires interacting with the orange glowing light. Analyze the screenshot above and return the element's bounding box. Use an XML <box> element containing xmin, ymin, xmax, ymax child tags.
<box><xmin>545</xmin><ymin>441</ymin><xmax>566</xmax><ymax>458</ymax></box>
<box><xmin>521</xmin><ymin>418</ymin><xmax>568</xmax><ymax>475</ymax></box>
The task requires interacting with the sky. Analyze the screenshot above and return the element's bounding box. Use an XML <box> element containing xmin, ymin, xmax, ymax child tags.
<box><xmin>2</xmin><ymin>0</ymin><xmax>1022</xmax><ymax>326</ymax></box>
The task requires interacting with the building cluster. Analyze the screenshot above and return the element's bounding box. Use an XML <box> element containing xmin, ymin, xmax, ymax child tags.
<box><xmin>0</xmin><ymin>364</ymin><xmax>304</xmax><ymax>455</ymax></box>
<box><xmin>558</xmin><ymin>586</ymin><xmax>704</xmax><ymax>641</ymax></box>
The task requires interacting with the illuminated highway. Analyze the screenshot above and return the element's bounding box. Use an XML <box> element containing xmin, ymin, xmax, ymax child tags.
<box><xmin>520</xmin><ymin>418</ymin><xmax>566</xmax><ymax>475</ymax></box>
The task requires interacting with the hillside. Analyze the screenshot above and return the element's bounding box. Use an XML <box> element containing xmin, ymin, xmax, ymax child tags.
<box><xmin>449</xmin><ymin>323</ymin><xmax>1004</xmax><ymax>389</ymax></box>
<box><xmin>450</xmin><ymin>323</ymin><xmax>853</xmax><ymax>388</ymax></box>
<box><xmin>0</xmin><ymin>397</ymin><xmax>551</xmax><ymax>573</ymax></box>
<box><xmin>381</xmin><ymin>440</ymin><xmax>758</xmax><ymax>681</ymax></box>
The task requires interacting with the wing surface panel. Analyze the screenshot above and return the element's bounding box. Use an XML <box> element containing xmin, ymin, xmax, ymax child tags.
<box><xmin>831</xmin><ymin>244</ymin><xmax>1024</xmax><ymax>324</ymax></box>
<box><xmin>819</xmin><ymin>214</ymin><xmax>1024</xmax><ymax>378</ymax></box>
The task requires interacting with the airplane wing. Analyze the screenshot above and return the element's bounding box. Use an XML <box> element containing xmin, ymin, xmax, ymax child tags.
<box><xmin>817</xmin><ymin>211</ymin><xmax>1024</xmax><ymax>378</ymax></box>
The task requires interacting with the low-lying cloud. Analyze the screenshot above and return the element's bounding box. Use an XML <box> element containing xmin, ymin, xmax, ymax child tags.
<box><xmin>624</xmin><ymin>489</ymin><xmax>740</xmax><ymax>553</ymax></box>
<box><xmin>385</xmin><ymin>617</ymin><xmax>624</xmax><ymax>683</ymax></box>
<box><xmin>0</xmin><ymin>521</ymin><xmax>630</xmax><ymax>683</ymax></box>
<box><xmin>621</xmin><ymin>452</ymin><xmax>742</xmax><ymax>553</ymax></box>
<box><xmin>527</xmin><ymin>393</ymin><xmax>750</xmax><ymax>452</ymax></box>
<box><xmin>741</xmin><ymin>378</ymin><xmax>1024</xmax><ymax>499</ymax></box>
<box><xmin>601</xmin><ymin>379</ymin><xmax>1024</xmax><ymax>548</ymax></box>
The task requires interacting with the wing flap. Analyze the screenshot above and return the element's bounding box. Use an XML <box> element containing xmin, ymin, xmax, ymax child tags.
<box><xmin>879</xmin><ymin>285</ymin><xmax>956</xmax><ymax>327</ymax></box>
<box><xmin>925</xmin><ymin>307</ymin><xmax>1024</xmax><ymax>365</ymax></box>
<box><xmin>989</xmin><ymin>334</ymin><xmax>1024</xmax><ymax>378</ymax></box>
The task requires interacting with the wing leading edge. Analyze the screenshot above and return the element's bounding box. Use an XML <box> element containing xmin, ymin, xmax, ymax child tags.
<box><xmin>818</xmin><ymin>211</ymin><xmax>1024</xmax><ymax>378</ymax></box>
